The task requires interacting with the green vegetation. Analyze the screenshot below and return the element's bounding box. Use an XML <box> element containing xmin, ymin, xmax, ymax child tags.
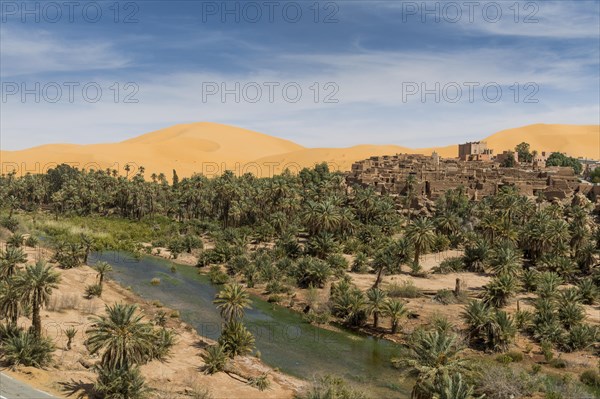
<box><xmin>545</xmin><ymin>152</ymin><xmax>583</xmax><ymax>174</ymax></box>
<box><xmin>1</xmin><ymin>162</ymin><xmax>598</xmax><ymax>398</ymax></box>
<box><xmin>85</xmin><ymin>303</ymin><xmax>175</xmax><ymax>398</ymax></box>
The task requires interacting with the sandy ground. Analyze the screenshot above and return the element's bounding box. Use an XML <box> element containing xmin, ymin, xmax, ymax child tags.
<box><xmin>2</xmin><ymin>123</ymin><xmax>597</xmax><ymax>178</ymax></box>
<box><xmin>1</xmin><ymin>241</ymin><xmax>304</xmax><ymax>399</ymax></box>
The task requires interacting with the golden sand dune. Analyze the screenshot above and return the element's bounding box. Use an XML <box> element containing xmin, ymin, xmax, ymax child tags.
<box><xmin>484</xmin><ymin>124</ymin><xmax>599</xmax><ymax>160</ymax></box>
<box><xmin>1</xmin><ymin>122</ymin><xmax>598</xmax><ymax>178</ymax></box>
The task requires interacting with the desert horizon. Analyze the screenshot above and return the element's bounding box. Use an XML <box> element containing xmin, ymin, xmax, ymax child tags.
<box><xmin>2</xmin><ymin>122</ymin><xmax>598</xmax><ymax>178</ymax></box>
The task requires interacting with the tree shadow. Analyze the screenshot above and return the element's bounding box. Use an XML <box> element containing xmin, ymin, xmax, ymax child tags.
<box><xmin>59</xmin><ymin>379</ymin><xmax>94</xmax><ymax>399</ymax></box>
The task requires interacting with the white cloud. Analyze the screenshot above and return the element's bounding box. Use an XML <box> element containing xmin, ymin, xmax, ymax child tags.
<box><xmin>0</xmin><ymin>27</ymin><xmax>132</xmax><ymax>77</ymax></box>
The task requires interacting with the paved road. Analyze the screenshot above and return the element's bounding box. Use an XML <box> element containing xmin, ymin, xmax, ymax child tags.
<box><xmin>0</xmin><ymin>373</ymin><xmax>55</xmax><ymax>399</ymax></box>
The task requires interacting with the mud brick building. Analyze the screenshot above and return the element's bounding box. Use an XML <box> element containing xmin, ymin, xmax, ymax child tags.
<box><xmin>346</xmin><ymin>153</ymin><xmax>587</xmax><ymax>205</ymax></box>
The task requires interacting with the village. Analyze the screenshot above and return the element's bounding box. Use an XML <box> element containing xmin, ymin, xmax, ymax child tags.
<box><xmin>346</xmin><ymin>141</ymin><xmax>600</xmax><ymax>215</ymax></box>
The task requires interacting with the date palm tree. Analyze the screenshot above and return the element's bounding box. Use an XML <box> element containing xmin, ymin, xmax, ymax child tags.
<box><xmin>0</xmin><ymin>246</ymin><xmax>27</xmax><ymax>278</ymax></box>
<box><xmin>383</xmin><ymin>299</ymin><xmax>408</xmax><ymax>334</ymax></box>
<box><xmin>483</xmin><ymin>273</ymin><xmax>518</xmax><ymax>308</ymax></box>
<box><xmin>366</xmin><ymin>287</ymin><xmax>387</xmax><ymax>329</ymax></box>
<box><xmin>14</xmin><ymin>261</ymin><xmax>61</xmax><ymax>337</ymax></box>
<box><xmin>0</xmin><ymin>279</ymin><xmax>24</xmax><ymax>325</ymax></box>
<box><xmin>213</xmin><ymin>283</ymin><xmax>251</xmax><ymax>322</ymax></box>
<box><xmin>85</xmin><ymin>303</ymin><xmax>156</xmax><ymax>370</ymax></box>
<box><xmin>94</xmin><ymin>261</ymin><xmax>113</xmax><ymax>288</ymax></box>
<box><xmin>406</xmin><ymin>217</ymin><xmax>436</xmax><ymax>266</ymax></box>
<box><xmin>394</xmin><ymin>330</ymin><xmax>471</xmax><ymax>399</ymax></box>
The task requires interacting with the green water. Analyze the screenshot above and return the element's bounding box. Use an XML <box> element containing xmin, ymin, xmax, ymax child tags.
<box><xmin>89</xmin><ymin>252</ymin><xmax>410</xmax><ymax>398</ymax></box>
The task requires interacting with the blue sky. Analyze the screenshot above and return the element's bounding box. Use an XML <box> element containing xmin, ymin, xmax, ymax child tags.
<box><xmin>1</xmin><ymin>0</ymin><xmax>599</xmax><ymax>150</ymax></box>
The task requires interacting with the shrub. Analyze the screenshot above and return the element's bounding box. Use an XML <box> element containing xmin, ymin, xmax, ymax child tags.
<box><xmin>201</xmin><ymin>344</ymin><xmax>227</xmax><ymax>374</ymax></box>
<box><xmin>351</xmin><ymin>252</ymin><xmax>370</xmax><ymax>273</ymax></box>
<box><xmin>208</xmin><ymin>265</ymin><xmax>229</xmax><ymax>285</ymax></box>
<box><xmin>506</xmin><ymin>351</ymin><xmax>524</xmax><ymax>362</ymax></box>
<box><xmin>386</xmin><ymin>280</ymin><xmax>421</xmax><ymax>298</ymax></box>
<box><xmin>0</xmin><ymin>323</ymin><xmax>23</xmax><ymax>345</ymax></box>
<box><xmin>94</xmin><ymin>365</ymin><xmax>146</xmax><ymax>399</ymax></box>
<box><xmin>326</xmin><ymin>253</ymin><xmax>349</xmax><ymax>277</ymax></box>
<box><xmin>409</xmin><ymin>262</ymin><xmax>427</xmax><ymax>277</ymax></box>
<box><xmin>562</xmin><ymin>324</ymin><xmax>598</xmax><ymax>352</ymax></box>
<box><xmin>433</xmin><ymin>289</ymin><xmax>457</xmax><ymax>305</ymax></box>
<box><xmin>150</xmin><ymin>278</ymin><xmax>161</xmax><ymax>286</ymax></box>
<box><xmin>295</xmin><ymin>257</ymin><xmax>331</xmax><ymax>288</ymax></box>
<box><xmin>477</xmin><ymin>363</ymin><xmax>536</xmax><ymax>399</ymax></box>
<box><xmin>297</xmin><ymin>375</ymin><xmax>368</xmax><ymax>399</ymax></box>
<box><xmin>218</xmin><ymin>321</ymin><xmax>255</xmax><ymax>358</ymax></box>
<box><xmin>2</xmin><ymin>331</ymin><xmax>55</xmax><ymax>368</ymax></box>
<box><xmin>580</xmin><ymin>369</ymin><xmax>600</xmax><ymax>389</ymax></box>
<box><xmin>549</xmin><ymin>358</ymin><xmax>567</xmax><ymax>369</ymax></box>
<box><xmin>577</xmin><ymin>278</ymin><xmax>598</xmax><ymax>305</ymax></box>
<box><xmin>267</xmin><ymin>294</ymin><xmax>282</xmax><ymax>304</ymax></box>
<box><xmin>433</xmin><ymin>257</ymin><xmax>465</xmax><ymax>274</ymax></box>
<box><xmin>7</xmin><ymin>233</ymin><xmax>25</xmax><ymax>248</ymax></box>
<box><xmin>0</xmin><ymin>217</ymin><xmax>19</xmax><ymax>232</ymax></box>
<box><xmin>85</xmin><ymin>284</ymin><xmax>103</xmax><ymax>299</ymax></box>
<box><xmin>25</xmin><ymin>235</ymin><xmax>39</xmax><ymax>248</ymax></box>
<box><xmin>247</xmin><ymin>373</ymin><xmax>271</xmax><ymax>391</ymax></box>
<box><xmin>64</xmin><ymin>327</ymin><xmax>77</xmax><ymax>350</ymax></box>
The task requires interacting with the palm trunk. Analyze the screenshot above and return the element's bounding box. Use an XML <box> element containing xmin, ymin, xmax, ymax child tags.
<box><xmin>391</xmin><ymin>319</ymin><xmax>398</xmax><ymax>334</ymax></box>
<box><xmin>373</xmin><ymin>312</ymin><xmax>379</xmax><ymax>329</ymax></box>
<box><xmin>32</xmin><ymin>296</ymin><xmax>41</xmax><ymax>338</ymax></box>
<box><xmin>413</xmin><ymin>247</ymin><xmax>420</xmax><ymax>266</ymax></box>
<box><xmin>374</xmin><ymin>267</ymin><xmax>384</xmax><ymax>288</ymax></box>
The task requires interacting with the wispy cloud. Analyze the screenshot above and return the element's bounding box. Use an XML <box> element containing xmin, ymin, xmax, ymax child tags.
<box><xmin>0</xmin><ymin>27</ymin><xmax>132</xmax><ymax>77</ymax></box>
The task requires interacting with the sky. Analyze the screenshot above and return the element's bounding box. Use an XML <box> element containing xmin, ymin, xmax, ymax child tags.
<box><xmin>0</xmin><ymin>0</ymin><xmax>599</xmax><ymax>150</ymax></box>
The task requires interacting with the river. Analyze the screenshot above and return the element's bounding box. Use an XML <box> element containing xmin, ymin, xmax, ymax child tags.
<box><xmin>89</xmin><ymin>251</ymin><xmax>411</xmax><ymax>398</ymax></box>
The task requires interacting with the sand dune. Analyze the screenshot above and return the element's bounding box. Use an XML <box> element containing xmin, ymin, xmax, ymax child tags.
<box><xmin>1</xmin><ymin>122</ymin><xmax>598</xmax><ymax>178</ymax></box>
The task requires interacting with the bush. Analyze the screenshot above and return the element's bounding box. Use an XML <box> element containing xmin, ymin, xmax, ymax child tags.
<box><xmin>248</xmin><ymin>373</ymin><xmax>271</xmax><ymax>391</ymax></box>
<box><xmin>297</xmin><ymin>375</ymin><xmax>368</xmax><ymax>399</ymax></box>
<box><xmin>562</xmin><ymin>324</ymin><xmax>598</xmax><ymax>352</ymax></box>
<box><xmin>433</xmin><ymin>289</ymin><xmax>457</xmax><ymax>305</ymax></box>
<box><xmin>326</xmin><ymin>253</ymin><xmax>349</xmax><ymax>277</ymax></box>
<box><xmin>0</xmin><ymin>217</ymin><xmax>19</xmax><ymax>232</ymax></box>
<box><xmin>25</xmin><ymin>235</ymin><xmax>39</xmax><ymax>248</ymax></box>
<box><xmin>580</xmin><ymin>369</ymin><xmax>600</xmax><ymax>388</ymax></box>
<box><xmin>386</xmin><ymin>280</ymin><xmax>421</xmax><ymax>298</ymax></box>
<box><xmin>2</xmin><ymin>331</ymin><xmax>55</xmax><ymax>368</ymax></box>
<box><xmin>150</xmin><ymin>278</ymin><xmax>161</xmax><ymax>286</ymax></box>
<box><xmin>85</xmin><ymin>284</ymin><xmax>103</xmax><ymax>299</ymax></box>
<box><xmin>209</xmin><ymin>265</ymin><xmax>229</xmax><ymax>285</ymax></box>
<box><xmin>218</xmin><ymin>321</ymin><xmax>255</xmax><ymax>358</ymax></box>
<box><xmin>267</xmin><ymin>294</ymin><xmax>282</xmax><ymax>304</ymax></box>
<box><xmin>351</xmin><ymin>252</ymin><xmax>370</xmax><ymax>273</ymax></box>
<box><xmin>549</xmin><ymin>358</ymin><xmax>567</xmax><ymax>369</ymax></box>
<box><xmin>296</xmin><ymin>257</ymin><xmax>331</xmax><ymax>288</ymax></box>
<box><xmin>94</xmin><ymin>365</ymin><xmax>146</xmax><ymax>399</ymax></box>
<box><xmin>433</xmin><ymin>257</ymin><xmax>465</xmax><ymax>274</ymax></box>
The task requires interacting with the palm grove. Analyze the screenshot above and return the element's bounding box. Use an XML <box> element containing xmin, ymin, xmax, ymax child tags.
<box><xmin>0</xmin><ymin>162</ymin><xmax>599</xmax><ymax>398</ymax></box>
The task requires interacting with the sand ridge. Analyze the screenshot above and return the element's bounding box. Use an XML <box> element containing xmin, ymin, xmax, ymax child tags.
<box><xmin>1</xmin><ymin>122</ymin><xmax>598</xmax><ymax>178</ymax></box>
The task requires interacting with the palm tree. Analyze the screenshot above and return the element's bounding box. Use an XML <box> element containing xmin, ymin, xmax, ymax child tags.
<box><xmin>394</xmin><ymin>330</ymin><xmax>471</xmax><ymax>399</ymax></box>
<box><xmin>14</xmin><ymin>261</ymin><xmax>61</xmax><ymax>337</ymax></box>
<box><xmin>483</xmin><ymin>273</ymin><xmax>518</xmax><ymax>308</ymax></box>
<box><xmin>218</xmin><ymin>320</ymin><xmax>255</xmax><ymax>358</ymax></box>
<box><xmin>0</xmin><ymin>279</ymin><xmax>24</xmax><ymax>325</ymax></box>
<box><xmin>489</xmin><ymin>242</ymin><xmax>522</xmax><ymax>276</ymax></box>
<box><xmin>213</xmin><ymin>283</ymin><xmax>251</xmax><ymax>322</ymax></box>
<box><xmin>463</xmin><ymin>238</ymin><xmax>490</xmax><ymax>273</ymax></box>
<box><xmin>433</xmin><ymin>373</ymin><xmax>481</xmax><ymax>399</ymax></box>
<box><xmin>94</xmin><ymin>261</ymin><xmax>113</xmax><ymax>288</ymax></box>
<box><xmin>86</xmin><ymin>303</ymin><xmax>157</xmax><ymax>370</ymax></box>
<box><xmin>0</xmin><ymin>246</ymin><xmax>27</xmax><ymax>278</ymax></box>
<box><xmin>383</xmin><ymin>299</ymin><xmax>408</xmax><ymax>334</ymax></box>
<box><xmin>366</xmin><ymin>287</ymin><xmax>387</xmax><ymax>328</ymax></box>
<box><xmin>406</xmin><ymin>217</ymin><xmax>436</xmax><ymax>266</ymax></box>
